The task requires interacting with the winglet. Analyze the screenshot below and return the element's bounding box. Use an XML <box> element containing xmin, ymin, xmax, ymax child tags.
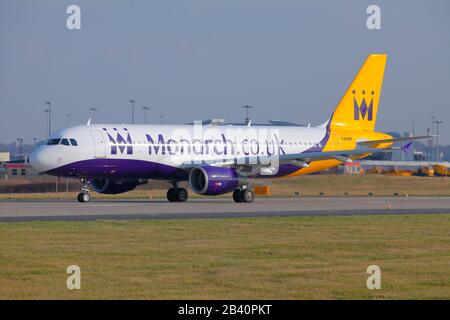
<box><xmin>401</xmin><ymin>142</ymin><xmax>413</xmax><ymax>154</ymax></box>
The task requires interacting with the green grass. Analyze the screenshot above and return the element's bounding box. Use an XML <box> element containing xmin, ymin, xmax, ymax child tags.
<box><xmin>1</xmin><ymin>214</ymin><xmax>450</xmax><ymax>299</ymax></box>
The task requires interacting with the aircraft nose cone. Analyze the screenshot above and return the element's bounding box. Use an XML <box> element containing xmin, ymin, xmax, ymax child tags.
<box><xmin>30</xmin><ymin>147</ymin><xmax>51</xmax><ymax>173</ymax></box>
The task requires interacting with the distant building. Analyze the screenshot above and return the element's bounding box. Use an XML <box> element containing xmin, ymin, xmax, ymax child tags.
<box><xmin>358</xmin><ymin>160</ymin><xmax>450</xmax><ymax>172</ymax></box>
<box><xmin>413</xmin><ymin>151</ymin><xmax>426</xmax><ymax>161</ymax></box>
<box><xmin>0</xmin><ymin>152</ymin><xmax>10</xmax><ymax>163</ymax></box>
<box><xmin>336</xmin><ymin>161</ymin><xmax>362</xmax><ymax>174</ymax></box>
<box><xmin>0</xmin><ymin>163</ymin><xmax>38</xmax><ymax>178</ymax></box>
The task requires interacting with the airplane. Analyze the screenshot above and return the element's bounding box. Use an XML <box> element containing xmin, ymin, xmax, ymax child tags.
<box><xmin>30</xmin><ymin>54</ymin><xmax>428</xmax><ymax>203</ymax></box>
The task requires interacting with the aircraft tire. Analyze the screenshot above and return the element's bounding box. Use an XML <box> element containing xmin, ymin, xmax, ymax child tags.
<box><xmin>232</xmin><ymin>189</ymin><xmax>243</xmax><ymax>203</ymax></box>
<box><xmin>167</xmin><ymin>188</ymin><xmax>177</xmax><ymax>202</ymax></box>
<box><xmin>175</xmin><ymin>188</ymin><xmax>188</xmax><ymax>202</ymax></box>
<box><xmin>241</xmin><ymin>189</ymin><xmax>254</xmax><ymax>203</ymax></box>
<box><xmin>78</xmin><ymin>192</ymin><xmax>90</xmax><ymax>203</ymax></box>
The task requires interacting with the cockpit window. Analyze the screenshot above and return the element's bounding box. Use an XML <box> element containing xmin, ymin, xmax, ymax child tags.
<box><xmin>47</xmin><ymin>139</ymin><xmax>61</xmax><ymax>145</ymax></box>
<box><xmin>46</xmin><ymin>138</ymin><xmax>78</xmax><ymax>146</ymax></box>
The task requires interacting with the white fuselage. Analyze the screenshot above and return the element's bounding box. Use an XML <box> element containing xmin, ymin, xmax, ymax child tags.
<box><xmin>30</xmin><ymin>123</ymin><xmax>331</xmax><ymax>179</ymax></box>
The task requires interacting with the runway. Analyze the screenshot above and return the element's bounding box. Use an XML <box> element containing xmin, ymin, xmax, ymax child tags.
<box><xmin>0</xmin><ymin>196</ymin><xmax>449</xmax><ymax>222</ymax></box>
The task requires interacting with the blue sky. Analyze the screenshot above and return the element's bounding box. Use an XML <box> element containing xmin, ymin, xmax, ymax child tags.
<box><xmin>1</xmin><ymin>0</ymin><xmax>449</xmax><ymax>143</ymax></box>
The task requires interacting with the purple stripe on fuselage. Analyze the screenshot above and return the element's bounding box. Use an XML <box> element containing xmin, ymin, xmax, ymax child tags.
<box><xmin>44</xmin><ymin>158</ymin><xmax>302</xmax><ymax>180</ymax></box>
<box><xmin>44</xmin><ymin>159</ymin><xmax>189</xmax><ymax>180</ymax></box>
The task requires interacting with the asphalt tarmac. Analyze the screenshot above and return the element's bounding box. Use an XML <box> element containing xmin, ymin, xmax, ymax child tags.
<box><xmin>0</xmin><ymin>196</ymin><xmax>449</xmax><ymax>222</ymax></box>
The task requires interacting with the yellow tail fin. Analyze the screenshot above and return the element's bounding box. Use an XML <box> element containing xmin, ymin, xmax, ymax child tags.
<box><xmin>330</xmin><ymin>54</ymin><xmax>387</xmax><ymax>132</ymax></box>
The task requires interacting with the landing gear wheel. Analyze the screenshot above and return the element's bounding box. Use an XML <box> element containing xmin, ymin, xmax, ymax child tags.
<box><xmin>175</xmin><ymin>188</ymin><xmax>188</xmax><ymax>202</ymax></box>
<box><xmin>241</xmin><ymin>189</ymin><xmax>254</xmax><ymax>203</ymax></box>
<box><xmin>77</xmin><ymin>192</ymin><xmax>91</xmax><ymax>203</ymax></box>
<box><xmin>78</xmin><ymin>178</ymin><xmax>92</xmax><ymax>203</ymax></box>
<box><xmin>233</xmin><ymin>189</ymin><xmax>243</xmax><ymax>203</ymax></box>
<box><xmin>167</xmin><ymin>188</ymin><xmax>177</xmax><ymax>202</ymax></box>
<box><xmin>167</xmin><ymin>187</ymin><xmax>188</xmax><ymax>202</ymax></box>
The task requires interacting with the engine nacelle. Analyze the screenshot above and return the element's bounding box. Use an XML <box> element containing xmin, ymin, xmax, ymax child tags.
<box><xmin>91</xmin><ymin>179</ymin><xmax>147</xmax><ymax>194</ymax></box>
<box><xmin>189</xmin><ymin>166</ymin><xmax>247</xmax><ymax>196</ymax></box>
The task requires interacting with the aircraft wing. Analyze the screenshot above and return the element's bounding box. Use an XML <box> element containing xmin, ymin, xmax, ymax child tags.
<box><xmin>181</xmin><ymin>147</ymin><xmax>392</xmax><ymax>171</ymax></box>
<box><xmin>248</xmin><ymin>147</ymin><xmax>389</xmax><ymax>164</ymax></box>
<box><xmin>356</xmin><ymin>135</ymin><xmax>432</xmax><ymax>148</ymax></box>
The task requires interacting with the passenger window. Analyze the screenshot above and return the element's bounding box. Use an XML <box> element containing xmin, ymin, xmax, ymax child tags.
<box><xmin>61</xmin><ymin>139</ymin><xmax>70</xmax><ymax>146</ymax></box>
<box><xmin>70</xmin><ymin>139</ymin><xmax>78</xmax><ymax>146</ymax></box>
<box><xmin>47</xmin><ymin>139</ymin><xmax>61</xmax><ymax>145</ymax></box>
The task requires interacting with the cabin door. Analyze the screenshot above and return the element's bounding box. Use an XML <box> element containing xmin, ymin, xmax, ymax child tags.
<box><xmin>90</xmin><ymin>130</ymin><xmax>107</xmax><ymax>158</ymax></box>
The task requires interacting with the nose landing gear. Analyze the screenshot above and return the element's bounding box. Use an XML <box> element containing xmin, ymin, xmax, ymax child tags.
<box><xmin>77</xmin><ymin>178</ymin><xmax>91</xmax><ymax>203</ymax></box>
<box><xmin>77</xmin><ymin>192</ymin><xmax>91</xmax><ymax>203</ymax></box>
<box><xmin>233</xmin><ymin>187</ymin><xmax>254</xmax><ymax>203</ymax></box>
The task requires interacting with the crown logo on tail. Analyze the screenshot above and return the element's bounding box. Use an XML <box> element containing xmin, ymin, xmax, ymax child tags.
<box><xmin>353</xmin><ymin>90</ymin><xmax>374</xmax><ymax>121</ymax></box>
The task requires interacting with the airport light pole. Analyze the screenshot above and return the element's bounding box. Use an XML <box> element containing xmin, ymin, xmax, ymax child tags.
<box><xmin>129</xmin><ymin>99</ymin><xmax>136</xmax><ymax>124</ymax></box>
<box><xmin>431</xmin><ymin>116</ymin><xmax>436</xmax><ymax>161</ymax></box>
<box><xmin>159</xmin><ymin>115</ymin><xmax>164</xmax><ymax>124</ymax></box>
<box><xmin>66</xmin><ymin>114</ymin><xmax>72</xmax><ymax>127</ymax></box>
<box><xmin>89</xmin><ymin>107</ymin><xmax>99</xmax><ymax>123</ymax></box>
<box><xmin>433</xmin><ymin>119</ymin><xmax>443</xmax><ymax>161</ymax></box>
<box><xmin>44</xmin><ymin>109</ymin><xmax>48</xmax><ymax>137</ymax></box>
<box><xmin>44</xmin><ymin>101</ymin><xmax>52</xmax><ymax>137</ymax></box>
<box><xmin>242</xmin><ymin>105</ymin><xmax>253</xmax><ymax>125</ymax></box>
<box><xmin>142</xmin><ymin>106</ymin><xmax>150</xmax><ymax>124</ymax></box>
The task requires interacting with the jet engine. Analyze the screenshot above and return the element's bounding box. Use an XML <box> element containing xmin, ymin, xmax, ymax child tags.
<box><xmin>189</xmin><ymin>166</ymin><xmax>248</xmax><ymax>195</ymax></box>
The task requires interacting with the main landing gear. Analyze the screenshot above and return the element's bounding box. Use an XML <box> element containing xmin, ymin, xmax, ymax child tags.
<box><xmin>167</xmin><ymin>182</ymin><xmax>188</xmax><ymax>202</ymax></box>
<box><xmin>233</xmin><ymin>187</ymin><xmax>255</xmax><ymax>203</ymax></box>
<box><xmin>77</xmin><ymin>178</ymin><xmax>91</xmax><ymax>203</ymax></box>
